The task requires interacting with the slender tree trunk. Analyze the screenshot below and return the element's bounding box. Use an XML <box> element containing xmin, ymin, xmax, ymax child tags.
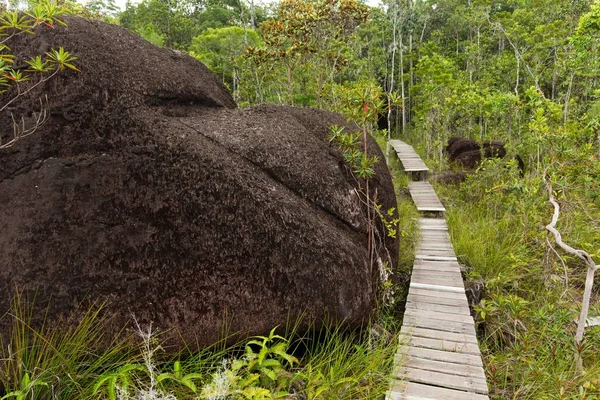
<box><xmin>514</xmin><ymin>48</ymin><xmax>520</xmax><ymax>96</ymax></box>
<box><xmin>387</xmin><ymin>2</ymin><xmax>398</xmax><ymax>159</ymax></box>
<box><xmin>400</xmin><ymin>33</ymin><xmax>406</xmax><ymax>136</ymax></box>
<box><xmin>564</xmin><ymin>72</ymin><xmax>575</xmax><ymax>126</ymax></box>
<box><xmin>409</xmin><ymin>33</ymin><xmax>413</xmax><ymax>124</ymax></box>
<box><xmin>551</xmin><ymin>48</ymin><xmax>558</xmax><ymax>100</ymax></box>
<box><xmin>477</xmin><ymin>25</ymin><xmax>481</xmax><ymax>79</ymax></box>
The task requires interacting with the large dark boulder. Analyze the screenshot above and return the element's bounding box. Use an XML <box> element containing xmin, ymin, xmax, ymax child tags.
<box><xmin>0</xmin><ymin>17</ymin><xmax>397</xmax><ymax>349</ymax></box>
<box><xmin>445</xmin><ymin>137</ymin><xmax>508</xmax><ymax>169</ymax></box>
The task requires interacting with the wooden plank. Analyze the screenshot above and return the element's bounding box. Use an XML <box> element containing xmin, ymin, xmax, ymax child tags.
<box><xmin>388</xmin><ymin>381</ymin><xmax>489</xmax><ymax>400</ymax></box>
<box><xmin>416</xmin><ymin>248</ymin><xmax>454</xmax><ymax>254</ymax></box>
<box><xmin>406</xmin><ymin>300</ymin><xmax>470</xmax><ymax>315</ymax></box>
<box><xmin>411</xmin><ymin>271</ymin><xmax>464</xmax><ymax>280</ymax></box>
<box><xmin>419</xmin><ymin>218</ymin><xmax>447</xmax><ymax>226</ymax></box>
<box><xmin>400</xmin><ymin>326</ymin><xmax>479</xmax><ymax>344</ymax></box>
<box><xmin>586</xmin><ymin>316</ymin><xmax>600</xmax><ymax>327</ymax></box>
<box><xmin>411</xmin><ymin>270</ymin><xmax>464</xmax><ymax>280</ymax></box>
<box><xmin>415</xmin><ymin>255</ymin><xmax>458</xmax><ymax>261</ymax></box>
<box><xmin>418</xmin><ymin>242</ymin><xmax>452</xmax><ymax>247</ymax></box>
<box><xmin>408</xmin><ymin>287</ymin><xmax>468</xmax><ymax>300</ymax></box>
<box><xmin>411</xmin><ymin>275</ymin><xmax>464</xmax><ymax>288</ymax></box>
<box><xmin>419</xmin><ymin>222</ymin><xmax>447</xmax><ymax>228</ymax></box>
<box><xmin>415</xmin><ymin>249</ymin><xmax>457</xmax><ymax>257</ymax></box>
<box><xmin>413</xmin><ymin>260</ymin><xmax>462</xmax><ymax>272</ymax></box>
<box><xmin>407</xmin><ymin>294</ymin><xmax>470</xmax><ymax>308</ymax></box>
<box><xmin>419</xmin><ymin>236</ymin><xmax>452</xmax><ymax>245</ymax></box>
<box><xmin>410</xmin><ymin>282</ymin><xmax>465</xmax><ymax>293</ymax></box>
<box><xmin>404</xmin><ymin>309</ymin><xmax>474</xmax><ymax>324</ymax></box>
<box><xmin>399</xmin><ymin>346</ymin><xmax>483</xmax><ymax>367</ymax></box>
<box><xmin>400</xmin><ymin>335</ymin><xmax>482</xmax><ymax>355</ymax></box>
<box><xmin>398</xmin><ymin>367</ymin><xmax>489</xmax><ymax>394</ymax></box>
<box><xmin>402</xmin><ymin>316</ymin><xmax>476</xmax><ymax>335</ymax></box>
<box><xmin>402</xmin><ymin>356</ymin><xmax>486</xmax><ymax>379</ymax></box>
<box><xmin>412</xmin><ymin>265</ymin><xmax>462</xmax><ymax>273</ymax></box>
<box><xmin>418</xmin><ymin>242</ymin><xmax>454</xmax><ymax>248</ymax></box>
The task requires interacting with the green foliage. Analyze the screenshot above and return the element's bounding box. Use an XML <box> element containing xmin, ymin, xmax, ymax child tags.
<box><xmin>0</xmin><ymin>296</ymin><xmax>135</xmax><ymax>399</ymax></box>
<box><xmin>189</xmin><ymin>25</ymin><xmax>261</xmax><ymax>99</ymax></box>
<box><xmin>328</xmin><ymin>125</ymin><xmax>379</xmax><ymax>179</ymax></box>
<box><xmin>0</xmin><ymin>296</ymin><xmax>397</xmax><ymax>399</ymax></box>
<box><xmin>1</xmin><ymin>1</ymin><xmax>79</xmax><ymax>149</ymax></box>
<box><xmin>0</xmin><ymin>372</ymin><xmax>48</xmax><ymax>400</ymax></box>
<box><xmin>245</xmin><ymin>0</ymin><xmax>370</xmax><ymax>105</ymax></box>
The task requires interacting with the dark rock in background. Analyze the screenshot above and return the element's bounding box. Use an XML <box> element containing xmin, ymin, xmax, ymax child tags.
<box><xmin>0</xmin><ymin>17</ymin><xmax>398</xmax><ymax>349</ymax></box>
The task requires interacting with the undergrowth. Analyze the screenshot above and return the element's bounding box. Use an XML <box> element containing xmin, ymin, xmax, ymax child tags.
<box><xmin>0</xmin><ymin>298</ymin><xmax>399</xmax><ymax>400</ymax></box>
<box><xmin>435</xmin><ymin>156</ymin><xmax>600</xmax><ymax>399</ymax></box>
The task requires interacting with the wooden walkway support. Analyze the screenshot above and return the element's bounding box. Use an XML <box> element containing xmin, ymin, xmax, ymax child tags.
<box><xmin>387</xmin><ymin>143</ymin><xmax>489</xmax><ymax>400</ymax></box>
<box><xmin>389</xmin><ymin>140</ymin><xmax>429</xmax><ymax>181</ymax></box>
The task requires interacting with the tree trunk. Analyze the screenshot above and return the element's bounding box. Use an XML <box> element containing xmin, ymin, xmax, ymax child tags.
<box><xmin>400</xmin><ymin>33</ymin><xmax>406</xmax><ymax>137</ymax></box>
<box><xmin>564</xmin><ymin>72</ymin><xmax>574</xmax><ymax>126</ymax></box>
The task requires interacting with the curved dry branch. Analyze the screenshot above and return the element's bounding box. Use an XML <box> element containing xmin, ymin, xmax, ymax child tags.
<box><xmin>545</xmin><ymin>179</ymin><xmax>598</xmax><ymax>272</ymax></box>
<box><xmin>0</xmin><ymin>95</ymin><xmax>49</xmax><ymax>149</ymax></box>
<box><xmin>545</xmin><ymin>177</ymin><xmax>598</xmax><ymax>370</ymax></box>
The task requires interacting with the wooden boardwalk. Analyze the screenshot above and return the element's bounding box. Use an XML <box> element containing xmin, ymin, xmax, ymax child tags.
<box><xmin>387</xmin><ymin>143</ymin><xmax>489</xmax><ymax>400</ymax></box>
<box><xmin>389</xmin><ymin>140</ymin><xmax>429</xmax><ymax>180</ymax></box>
<box><xmin>408</xmin><ymin>182</ymin><xmax>446</xmax><ymax>214</ymax></box>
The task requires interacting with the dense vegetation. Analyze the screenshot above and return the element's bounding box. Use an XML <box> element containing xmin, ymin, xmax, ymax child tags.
<box><xmin>2</xmin><ymin>0</ymin><xmax>600</xmax><ymax>398</ymax></box>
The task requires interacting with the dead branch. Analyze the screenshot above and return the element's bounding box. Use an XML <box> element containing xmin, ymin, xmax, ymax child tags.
<box><xmin>0</xmin><ymin>96</ymin><xmax>49</xmax><ymax>149</ymax></box>
<box><xmin>545</xmin><ymin>177</ymin><xmax>598</xmax><ymax>370</ymax></box>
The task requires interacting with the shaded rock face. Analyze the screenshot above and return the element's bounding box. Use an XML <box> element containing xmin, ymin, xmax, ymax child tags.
<box><xmin>0</xmin><ymin>17</ymin><xmax>398</xmax><ymax>348</ymax></box>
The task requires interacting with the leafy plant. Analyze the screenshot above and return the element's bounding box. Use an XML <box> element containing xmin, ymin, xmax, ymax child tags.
<box><xmin>1</xmin><ymin>0</ymin><xmax>77</xmax><ymax>149</ymax></box>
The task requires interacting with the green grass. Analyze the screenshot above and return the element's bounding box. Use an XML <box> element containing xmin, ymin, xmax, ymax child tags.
<box><xmin>434</xmin><ymin>158</ymin><xmax>600</xmax><ymax>399</ymax></box>
<box><xmin>0</xmin><ymin>297</ymin><xmax>399</xmax><ymax>400</ymax></box>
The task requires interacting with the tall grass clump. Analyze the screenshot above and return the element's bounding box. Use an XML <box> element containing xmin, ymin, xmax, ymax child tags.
<box><xmin>0</xmin><ymin>295</ymin><xmax>136</xmax><ymax>399</ymax></box>
<box><xmin>0</xmin><ymin>296</ymin><xmax>399</xmax><ymax>399</ymax></box>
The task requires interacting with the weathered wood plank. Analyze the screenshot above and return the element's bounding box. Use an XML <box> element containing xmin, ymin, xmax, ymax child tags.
<box><xmin>413</xmin><ymin>260</ymin><xmax>462</xmax><ymax>272</ymax></box>
<box><xmin>400</xmin><ymin>326</ymin><xmax>479</xmax><ymax>344</ymax></box>
<box><xmin>411</xmin><ymin>275</ymin><xmax>465</xmax><ymax>288</ymax></box>
<box><xmin>408</xmin><ymin>287</ymin><xmax>468</xmax><ymax>299</ymax></box>
<box><xmin>398</xmin><ymin>367</ymin><xmax>489</xmax><ymax>394</ymax></box>
<box><xmin>419</xmin><ymin>218</ymin><xmax>447</xmax><ymax>225</ymax></box>
<box><xmin>418</xmin><ymin>244</ymin><xmax>453</xmax><ymax>249</ymax></box>
<box><xmin>410</xmin><ymin>270</ymin><xmax>464</xmax><ymax>281</ymax></box>
<box><xmin>415</xmin><ymin>255</ymin><xmax>458</xmax><ymax>261</ymax></box>
<box><xmin>410</xmin><ymin>282</ymin><xmax>465</xmax><ymax>293</ymax></box>
<box><xmin>404</xmin><ymin>309</ymin><xmax>475</xmax><ymax>324</ymax></box>
<box><xmin>415</xmin><ymin>250</ymin><xmax>457</xmax><ymax>258</ymax></box>
<box><xmin>388</xmin><ymin>381</ymin><xmax>489</xmax><ymax>400</ymax></box>
<box><xmin>399</xmin><ymin>346</ymin><xmax>484</xmax><ymax>367</ymax></box>
<box><xmin>407</xmin><ymin>294</ymin><xmax>470</xmax><ymax>308</ymax></box>
<box><xmin>402</xmin><ymin>316</ymin><xmax>477</xmax><ymax>335</ymax></box>
<box><xmin>402</xmin><ymin>355</ymin><xmax>486</xmax><ymax>379</ymax></box>
<box><xmin>400</xmin><ymin>334</ymin><xmax>482</xmax><ymax>355</ymax></box>
<box><xmin>406</xmin><ymin>300</ymin><xmax>470</xmax><ymax>315</ymax></box>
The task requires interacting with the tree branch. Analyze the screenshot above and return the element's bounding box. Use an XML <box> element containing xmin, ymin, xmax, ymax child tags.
<box><xmin>544</xmin><ymin>177</ymin><xmax>598</xmax><ymax>370</ymax></box>
<box><xmin>0</xmin><ymin>95</ymin><xmax>49</xmax><ymax>149</ymax></box>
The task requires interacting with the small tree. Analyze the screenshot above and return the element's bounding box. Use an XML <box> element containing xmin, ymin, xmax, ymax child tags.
<box><xmin>1</xmin><ymin>0</ymin><xmax>78</xmax><ymax>149</ymax></box>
